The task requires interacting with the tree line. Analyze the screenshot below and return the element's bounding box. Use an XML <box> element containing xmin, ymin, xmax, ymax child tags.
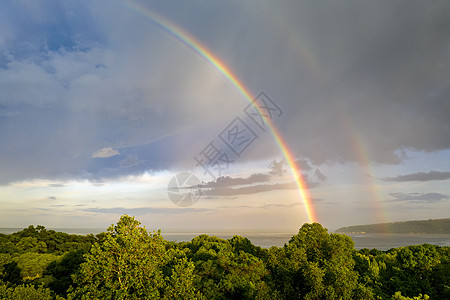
<box><xmin>336</xmin><ymin>218</ymin><xmax>450</xmax><ymax>234</ymax></box>
<box><xmin>0</xmin><ymin>215</ymin><xmax>448</xmax><ymax>299</ymax></box>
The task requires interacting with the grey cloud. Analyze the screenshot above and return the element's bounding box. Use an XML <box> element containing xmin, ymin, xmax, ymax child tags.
<box><xmin>0</xmin><ymin>1</ymin><xmax>244</xmax><ymax>185</ymax></box>
<box><xmin>384</xmin><ymin>171</ymin><xmax>450</xmax><ymax>182</ymax></box>
<box><xmin>82</xmin><ymin>207</ymin><xmax>211</xmax><ymax>215</ymax></box>
<box><xmin>259</xmin><ymin>198</ymin><xmax>323</xmax><ymax>209</ymax></box>
<box><xmin>294</xmin><ymin>159</ymin><xmax>312</xmax><ymax>171</ymax></box>
<box><xmin>197</xmin><ymin>0</ymin><xmax>450</xmax><ymax>165</ymax></box>
<box><xmin>314</xmin><ymin>169</ymin><xmax>327</xmax><ymax>182</ymax></box>
<box><xmin>260</xmin><ymin>202</ymin><xmax>300</xmax><ymax>209</ymax></box>
<box><xmin>1</xmin><ymin>0</ymin><xmax>450</xmax><ymax>184</ymax></box>
<box><xmin>218</xmin><ymin>202</ymin><xmax>301</xmax><ymax>210</ymax></box>
<box><xmin>93</xmin><ymin>147</ymin><xmax>120</xmax><ymax>158</ymax></box>
<box><xmin>51</xmin><ymin>204</ymin><xmax>86</xmax><ymax>207</ymax></box>
<box><xmin>389</xmin><ymin>192</ymin><xmax>449</xmax><ymax>203</ymax></box>
<box><xmin>195</xmin><ymin>158</ymin><xmax>326</xmax><ymax>196</ymax></box>
<box><xmin>268</xmin><ymin>160</ymin><xmax>286</xmax><ymax>176</ymax></box>
<box><xmin>201</xmin><ymin>174</ymin><xmax>270</xmax><ymax>188</ymax></box>
<box><xmin>218</xmin><ymin>205</ymin><xmax>254</xmax><ymax>209</ymax></box>
<box><xmin>37</xmin><ymin>208</ymin><xmax>52</xmax><ymax>211</ymax></box>
<box><xmin>384</xmin><ymin>205</ymin><xmax>435</xmax><ymax>211</ymax></box>
<box><xmin>197</xmin><ymin>168</ymin><xmax>322</xmax><ymax>196</ymax></box>
<box><xmin>48</xmin><ymin>183</ymin><xmax>65</xmax><ymax>188</ymax></box>
<box><xmin>354</xmin><ymin>205</ymin><xmax>435</xmax><ymax>212</ymax></box>
<box><xmin>202</xmin><ymin>182</ymin><xmax>311</xmax><ymax>197</ymax></box>
<box><xmin>119</xmin><ymin>154</ymin><xmax>140</xmax><ymax>168</ymax></box>
<box><xmin>202</xmin><ymin>196</ymin><xmax>237</xmax><ymax>200</ymax></box>
<box><xmin>249</xmin><ymin>0</ymin><xmax>450</xmax><ymax>165</ymax></box>
<box><xmin>0</xmin><ymin>109</ymin><xmax>20</xmax><ymax>117</ymax></box>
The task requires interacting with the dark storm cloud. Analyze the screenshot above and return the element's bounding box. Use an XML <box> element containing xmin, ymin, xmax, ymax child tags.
<box><xmin>240</xmin><ymin>0</ymin><xmax>450</xmax><ymax>165</ymax></box>
<box><xmin>384</xmin><ymin>171</ymin><xmax>450</xmax><ymax>182</ymax></box>
<box><xmin>1</xmin><ymin>0</ymin><xmax>450</xmax><ymax>184</ymax></box>
<box><xmin>389</xmin><ymin>192</ymin><xmax>448</xmax><ymax>203</ymax></box>
<box><xmin>144</xmin><ymin>0</ymin><xmax>450</xmax><ymax>166</ymax></box>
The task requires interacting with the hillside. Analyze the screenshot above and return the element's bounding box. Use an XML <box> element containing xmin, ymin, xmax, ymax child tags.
<box><xmin>336</xmin><ymin>218</ymin><xmax>450</xmax><ymax>234</ymax></box>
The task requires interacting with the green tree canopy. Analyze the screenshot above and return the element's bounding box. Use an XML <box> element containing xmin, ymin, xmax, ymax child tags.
<box><xmin>266</xmin><ymin>223</ymin><xmax>362</xmax><ymax>299</ymax></box>
<box><xmin>184</xmin><ymin>234</ymin><xmax>271</xmax><ymax>299</ymax></box>
<box><xmin>68</xmin><ymin>215</ymin><xmax>200</xmax><ymax>299</ymax></box>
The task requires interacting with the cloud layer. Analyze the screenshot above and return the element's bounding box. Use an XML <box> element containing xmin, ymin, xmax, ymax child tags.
<box><xmin>389</xmin><ymin>192</ymin><xmax>449</xmax><ymax>203</ymax></box>
<box><xmin>384</xmin><ymin>171</ymin><xmax>450</xmax><ymax>182</ymax></box>
<box><xmin>1</xmin><ymin>0</ymin><xmax>450</xmax><ymax>184</ymax></box>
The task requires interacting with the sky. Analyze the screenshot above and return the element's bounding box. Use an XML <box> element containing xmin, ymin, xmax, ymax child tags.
<box><xmin>0</xmin><ymin>0</ymin><xmax>449</xmax><ymax>232</ymax></box>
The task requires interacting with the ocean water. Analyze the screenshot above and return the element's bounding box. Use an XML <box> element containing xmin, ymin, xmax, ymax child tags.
<box><xmin>160</xmin><ymin>231</ymin><xmax>296</xmax><ymax>249</ymax></box>
<box><xmin>1</xmin><ymin>228</ymin><xmax>449</xmax><ymax>250</ymax></box>
<box><xmin>160</xmin><ymin>231</ymin><xmax>450</xmax><ymax>250</ymax></box>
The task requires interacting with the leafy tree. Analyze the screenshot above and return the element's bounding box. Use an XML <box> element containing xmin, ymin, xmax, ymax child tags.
<box><xmin>68</xmin><ymin>215</ymin><xmax>200</xmax><ymax>299</ymax></box>
<box><xmin>2</xmin><ymin>261</ymin><xmax>21</xmax><ymax>285</ymax></box>
<box><xmin>266</xmin><ymin>223</ymin><xmax>360</xmax><ymax>299</ymax></box>
<box><xmin>376</xmin><ymin>244</ymin><xmax>443</xmax><ymax>298</ymax></box>
<box><xmin>0</xmin><ymin>253</ymin><xmax>11</xmax><ymax>278</ymax></box>
<box><xmin>14</xmin><ymin>252</ymin><xmax>59</xmax><ymax>284</ymax></box>
<box><xmin>185</xmin><ymin>234</ymin><xmax>271</xmax><ymax>299</ymax></box>
<box><xmin>352</xmin><ymin>251</ymin><xmax>380</xmax><ymax>298</ymax></box>
<box><xmin>391</xmin><ymin>291</ymin><xmax>430</xmax><ymax>299</ymax></box>
<box><xmin>1</xmin><ymin>216</ymin><xmax>449</xmax><ymax>299</ymax></box>
<box><xmin>46</xmin><ymin>249</ymin><xmax>86</xmax><ymax>297</ymax></box>
<box><xmin>354</xmin><ymin>243</ymin><xmax>450</xmax><ymax>299</ymax></box>
<box><xmin>429</xmin><ymin>246</ymin><xmax>450</xmax><ymax>298</ymax></box>
<box><xmin>7</xmin><ymin>225</ymin><xmax>94</xmax><ymax>255</ymax></box>
<box><xmin>0</xmin><ymin>280</ymin><xmax>57</xmax><ymax>300</ymax></box>
<box><xmin>15</xmin><ymin>236</ymin><xmax>47</xmax><ymax>253</ymax></box>
<box><xmin>0</xmin><ymin>241</ymin><xmax>17</xmax><ymax>254</ymax></box>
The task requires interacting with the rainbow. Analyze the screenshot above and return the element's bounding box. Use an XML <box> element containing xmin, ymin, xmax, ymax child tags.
<box><xmin>341</xmin><ymin>116</ymin><xmax>389</xmax><ymax>231</ymax></box>
<box><xmin>119</xmin><ymin>0</ymin><xmax>317</xmax><ymax>223</ymax></box>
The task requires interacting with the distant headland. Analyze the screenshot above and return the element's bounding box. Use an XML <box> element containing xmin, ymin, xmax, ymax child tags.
<box><xmin>336</xmin><ymin>218</ymin><xmax>450</xmax><ymax>234</ymax></box>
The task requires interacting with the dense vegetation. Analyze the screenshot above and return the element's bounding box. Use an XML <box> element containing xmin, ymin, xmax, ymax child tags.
<box><xmin>336</xmin><ymin>218</ymin><xmax>450</xmax><ymax>234</ymax></box>
<box><xmin>0</xmin><ymin>215</ymin><xmax>448</xmax><ymax>299</ymax></box>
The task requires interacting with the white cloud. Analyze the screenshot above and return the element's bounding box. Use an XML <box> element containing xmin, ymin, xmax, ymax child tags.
<box><xmin>92</xmin><ymin>147</ymin><xmax>120</xmax><ymax>158</ymax></box>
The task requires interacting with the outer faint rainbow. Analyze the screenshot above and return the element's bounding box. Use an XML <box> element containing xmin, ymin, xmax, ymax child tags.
<box><xmin>120</xmin><ymin>0</ymin><xmax>317</xmax><ymax>223</ymax></box>
<box><xmin>341</xmin><ymin>116</ymin><xmax>389</xmax><ymax>230</ymax></box>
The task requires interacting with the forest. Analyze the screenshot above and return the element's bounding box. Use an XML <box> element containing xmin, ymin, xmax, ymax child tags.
<box><xmin>336</xmin><ymin>218</ymin><xmax>450</xmax><ymax>234</ymax></box>
<box><xmin>0</xmin><ymin>215</ymin><xmax>448</xmax><ymax>299</ymax></box>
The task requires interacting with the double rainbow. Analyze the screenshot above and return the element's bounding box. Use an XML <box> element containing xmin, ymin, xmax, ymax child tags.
<box><xmin>120</xmin><ymin>0</ymin><xmax>317</xmax><ymax>223</ymax></box>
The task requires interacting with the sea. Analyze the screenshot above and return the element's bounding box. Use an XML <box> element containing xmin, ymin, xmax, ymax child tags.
<box><xmin>1</xmin><ymin>228</ymin><xmax>449</xmax><ymax>250</ymax></box>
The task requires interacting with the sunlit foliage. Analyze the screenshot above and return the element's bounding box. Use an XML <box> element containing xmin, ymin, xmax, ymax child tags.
<box><xmin>0</xmin><ymin>215</ymin><xmax>448</xmax><ymax>299</ymax></box>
